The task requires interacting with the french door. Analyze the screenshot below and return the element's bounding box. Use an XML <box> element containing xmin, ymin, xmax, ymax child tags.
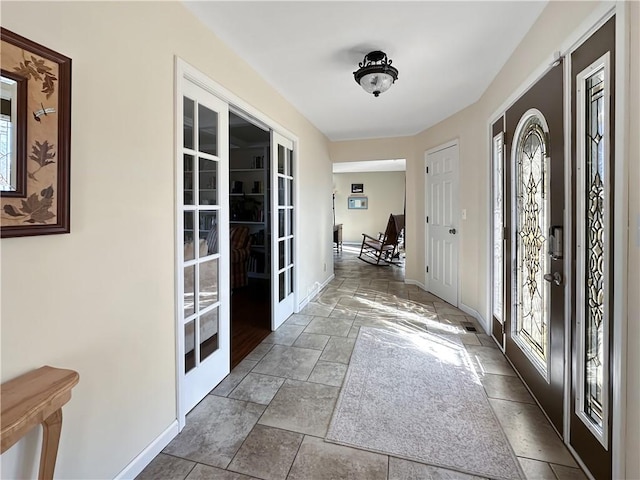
<box><xmin>270</xmin><ymin>131</ymin><xmax>295</xmax><ymax>329</ymax></box>
<box><xmin>178</xmin><ymin>77</ymin><xmax>230</xmax><ymax>415</ymax></box>
<box><xmin>504</xmin><ymin>62</ymin><xmax>565</xmax><ymax>433</ymax></box>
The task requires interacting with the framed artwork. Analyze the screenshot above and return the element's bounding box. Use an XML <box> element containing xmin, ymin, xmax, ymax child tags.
<box><xmin>351</xmin><ymin>183</ymin><xmax>364</xmax><ymax>193</ymax></box>
<box><xmin>1</xmin><ymin>28</ymin><xmax>71</xmax><ymax>238</ymax></box>
<box><xmin>348</xmin><ymin>196</ymin><xmax>368</xmax><ymax>209</ymax></box>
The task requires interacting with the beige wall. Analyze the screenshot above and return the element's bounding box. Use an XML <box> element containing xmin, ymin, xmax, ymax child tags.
<box><xmin>0</xmin><ymin>2</ymin><xmax>333</xmax><ymax>479</ymax></box>
<box><xmin>333</xmin><ymin>171</ymin><xmax>406</xmax><ymax>243</ymax></box>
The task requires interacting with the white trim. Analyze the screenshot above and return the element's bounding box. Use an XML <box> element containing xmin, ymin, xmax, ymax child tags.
<box><xmin>574</xmin><ymin>51</ymin><xmax>611</xmax><ymax>449</ymax></box>
<box><xmin>458</xmin><ymin>302</ymin><xmax>489</xmax><ymax>333</ymax></box>
<box><xmin>404</xmin><ymin>278</ymin><xmax>426</xmax><ymax>290</ymax></box>
<box><xmin>113</xmin><ymin>421</ymin><xmax>179</xmax><ymax>480</ymax></box>
<box><xmin>177</xmin><ymin>59</ymin><xmax>298</xmax><ymax>145</ymax></box>
<box><xmin>174</xmin><ymin>57</ymin><xmax>186</xmax><ymax>430</ymax></box>
<box><xmin>298</xmin><ymin>276</ymin><xmax>334</xmax><ymax>311</ymax></box>
<box><xmin>611</xmin><ymin>4</ymin><xmax>629</xmax><ymax>479</ymax></box>
<box><xmin>425</xmin><ymin>138</ymin><xmax>459</xmax><ymax>156</ymax></box>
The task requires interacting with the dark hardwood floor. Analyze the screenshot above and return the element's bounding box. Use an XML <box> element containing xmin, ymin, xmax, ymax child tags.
<box><xmin>231</xmin><ymin>278</ymin><xmax>271</xmax><ymax>368</ymax></box>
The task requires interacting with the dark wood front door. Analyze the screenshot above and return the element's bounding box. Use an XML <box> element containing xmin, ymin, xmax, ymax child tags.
<box><xmin>504</xmin><ymin>61</ymin><xmax>565</xmax><ymax>433</ymax></box>
<box><xmin>569</xmin><ymin>16</ymin><xmax>615</xmax><ymax>480</ymax></box>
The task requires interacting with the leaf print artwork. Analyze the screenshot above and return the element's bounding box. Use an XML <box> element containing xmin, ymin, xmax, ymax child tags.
<box><xmin>13</xmin><ymin>55</ymin><xmax>57</xmax><ymax>98</ymax></box>
<box><xmin>28</xmin><ymin>140</ymin><xmax>56</xmax><ymax>181</ymax></box>
<box><xmin>3</xmin><ymin>205</ymin><xmax>23</xmax><ymax>217</ymax></box>
<box><xmin>2</xmin><ymin>185</ymin><xmax>55</xmax><ymax>224</ymax></box>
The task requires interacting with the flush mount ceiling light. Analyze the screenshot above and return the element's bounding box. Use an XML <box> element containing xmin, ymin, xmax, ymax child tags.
<box><xmin>353</xmin><ymin>50</ymin><xmax>399</xmax><ymax>97</ymax></box>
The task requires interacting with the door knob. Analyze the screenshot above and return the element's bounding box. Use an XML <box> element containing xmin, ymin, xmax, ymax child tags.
<box><xmin>449</xmin><ymin>228</ymin><xmax>457</xmax><ymax>234</ymax></box>
<box><xmin>544</xmin><ymin>272</ymin><xmax>563</xmax><ymax>286</ymax></box>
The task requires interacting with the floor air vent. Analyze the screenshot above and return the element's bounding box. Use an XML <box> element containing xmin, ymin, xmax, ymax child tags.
<box><xmin>462</xmin><ymin>322</ymin><xmax>477</xmax><ymax>332</ymax></box>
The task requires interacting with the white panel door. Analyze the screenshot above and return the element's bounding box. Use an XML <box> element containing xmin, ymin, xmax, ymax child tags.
<box><xmin>271</xmin><ymin>131</ymin><xmax>295</xmax><ymax>329</ymax></box>
<box><xmin>426</xmin><ymin>143</ymin><xmax>459</xmax><ymax>305</ymax></box>
<box><xmin>178</xmin><ymin>78</ymin><xmax>230</xmax><ymax>416</ymax></box>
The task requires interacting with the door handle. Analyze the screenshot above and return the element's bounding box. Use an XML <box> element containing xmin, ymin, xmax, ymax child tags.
<box><xmin>544</xmin><ymin>272</ymin><xmax>563</xmax><ymax>286</ymax></box>
<box><xmin>449</xmin><ymin>228</ymin><xmax>457</xmax><ymax>235</ymax></box>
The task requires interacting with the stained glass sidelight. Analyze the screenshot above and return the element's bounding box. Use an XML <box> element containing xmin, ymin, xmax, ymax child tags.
<box><xmin>493</xmin><ymin>134</ymin><xmax>504</xmax><ymax>322</ymax></box>
<box><xmin>584</xmin><ymin>69</ymin><xmax>605</xmax><ymax>427</ymax></box>
<box><xmin>514</xmin><ymin>114</ymin><xmax>549</xmax><ymax>368</ymax></box>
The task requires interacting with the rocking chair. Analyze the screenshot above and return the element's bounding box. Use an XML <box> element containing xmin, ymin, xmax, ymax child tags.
<box><xmin>358</xmin><ymin>214</ymin><xmax>405</xmax><ymax>265</ymax></box>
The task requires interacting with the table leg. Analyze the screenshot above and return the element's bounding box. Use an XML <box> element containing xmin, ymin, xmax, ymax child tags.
<box><xmin>38</xmin><ymin>408</ymin><xmax>62</xmax><ymax>480</ymax></box>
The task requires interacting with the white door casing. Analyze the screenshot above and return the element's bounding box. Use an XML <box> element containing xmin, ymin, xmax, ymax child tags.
<box><xmin>425</xmin><ymin>142</ymin><xmax>459</xmax><ymax>306</ymax></box>
<box><xmin>176</xmin><ymin>66</ymin><xmax>230</xmax><ymax>425</ymax></box>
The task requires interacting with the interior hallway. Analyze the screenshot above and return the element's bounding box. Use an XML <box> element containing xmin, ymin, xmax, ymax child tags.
<box><xmin>138</xmin><ymin>246</ymin><xmax>588</xmax><ymax>480</ymax></box>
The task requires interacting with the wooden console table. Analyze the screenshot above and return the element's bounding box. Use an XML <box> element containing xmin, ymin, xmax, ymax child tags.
<box><xmin>1</xmin><ymin>366</ymin><xmax>79</xmax><ymax>480</ymax></box>
<box><xmin>333</xmin><ymin>223</ymin><xmax>343</xmax><ymax>252</ymax></box>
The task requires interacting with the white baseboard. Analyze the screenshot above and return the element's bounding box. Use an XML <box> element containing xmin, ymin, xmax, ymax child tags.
<box><xmin>114</xmin><ymin>421</ymin><xmax>179</xmax><ymax>480</ymax></box>
<box><xmin>459</xmin><ymin>302</ymin><xmax>489</xmax><ymax>333</ymax></box>
<box><xmin>297</xmin><ymin>274</ymin><xmax>334</xmax><ymax>312</ymax></box>
<box><xmin>404</xmin><ymin>279</ymin><xmax>426</xmax><ymax>290</ymax></box>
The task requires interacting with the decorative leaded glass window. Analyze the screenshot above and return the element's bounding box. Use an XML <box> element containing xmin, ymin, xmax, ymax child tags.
<box><xmin>513</xmin><ymin>111</ymin><xmax>550</xmax><ymax>377</ymax></box>
<box><xmin>576</xmin><ymin>53</ymin><xmax>610</xmax><ymax>448</ymax></box>
<box><xmin>493</xmin><ymin>133</ymin><xmax>504</xmax><ymax>323</ymax></box>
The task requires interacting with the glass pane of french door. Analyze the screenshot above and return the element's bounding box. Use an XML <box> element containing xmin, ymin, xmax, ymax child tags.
<box><xmin>179</xmin><ymin>77</ymin><xmax>229</xmax><ymax>415</ymax></box>
<box><xmin>271</xmin><ymin>131</ymin><xmax>295</xmax><ymax>328</ymax></box>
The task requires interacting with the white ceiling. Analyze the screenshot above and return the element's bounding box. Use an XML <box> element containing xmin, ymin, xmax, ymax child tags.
<box><xmin>184</xmin><ymin>1</ymin><xmax>547</xmax><ymax>142</ymax></box>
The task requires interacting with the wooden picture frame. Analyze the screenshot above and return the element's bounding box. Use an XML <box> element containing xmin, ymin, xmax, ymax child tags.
<box><xmin>1</xmin><ymin>28</ymin><xmax>71</xmax><ymax>238</ymax></box>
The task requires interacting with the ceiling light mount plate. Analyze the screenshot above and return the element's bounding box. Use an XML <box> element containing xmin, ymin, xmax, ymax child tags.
<box><xmin>353</xmin><ymin>50</ymin><xmax>399</xmax><ymax>97</ymax></box>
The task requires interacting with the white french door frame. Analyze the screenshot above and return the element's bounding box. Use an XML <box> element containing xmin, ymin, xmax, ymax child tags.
<box><xmin>424</xmin><ymin>139</ymin><xmax>460</xmax><ymax>306</ymax></box>
<box><xmin>484</xmin><ymin>4</ymin><xmax>629</xmax><ymax>477</ymax></box>
<box><xmin>174</xmin><ymin>57</ymin><xmax>300</xmax><ymax>429</ymax></box>
<box><xmin>271</xmin><ymin>132</ymin><xmax>296</xmax><ymax>329</ymax></box>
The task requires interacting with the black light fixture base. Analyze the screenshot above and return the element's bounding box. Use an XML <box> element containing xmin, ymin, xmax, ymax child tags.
<box><xmin>353</xmin><ymin>50</ymin><xmax>399</xmax><ymax>97</ymax></box>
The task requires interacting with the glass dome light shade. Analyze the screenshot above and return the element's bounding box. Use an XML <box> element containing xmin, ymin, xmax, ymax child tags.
<box><xmin>353</xmin><ymin>51</ymin><xmax>399</xmax><ymax>97</ymax></box>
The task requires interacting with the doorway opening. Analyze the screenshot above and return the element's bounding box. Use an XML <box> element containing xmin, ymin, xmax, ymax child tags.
<box><xmin>228</xmin><ymin>111</ymin><xmax>271</xmax><ymax>368</ymax></box>
<box><xmin>331</xmin><ymin>159</ymin><xmax>406</xmax><ymax>257</ymax></box>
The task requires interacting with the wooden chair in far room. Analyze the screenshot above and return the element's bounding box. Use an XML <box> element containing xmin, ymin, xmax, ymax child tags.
<box><xmin>358</xmin><ymin>213</ymin><xmax>405</xmax><ymax>265</ymax></box>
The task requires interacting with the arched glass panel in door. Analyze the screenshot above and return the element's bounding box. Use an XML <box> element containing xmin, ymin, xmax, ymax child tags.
<box><xmin>513</xmin><ymin>112</ymin><xmax>550</xmax><ymax>376</ymax></box>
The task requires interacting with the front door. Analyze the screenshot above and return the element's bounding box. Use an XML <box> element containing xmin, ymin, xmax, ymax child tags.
<box><xmin>504</xmin><ymin>62</ymin><xmax>565</xmax><ymax>433</ymax></box>
<box><xmin>179</xmin><ymin>78</ymin><xmax>230</xmax><ymax>415</ymax></box>
<box><xmin>271</xmin><ymin>131</ymin><xmax>295</xmax><ymax>329</ymax></box>
<box><xmin>569</xmin><ymin>17</ymin><xmax>615</xmax><ymax>480</ymax></box>
<box><xmin>425</xmin><ymin>143</ymin><xmax>459</xmax><ymax>306</ymax></box>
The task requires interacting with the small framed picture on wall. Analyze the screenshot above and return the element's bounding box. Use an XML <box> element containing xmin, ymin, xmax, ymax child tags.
<box><xmin>348</xmin><ymin>196</ymin><xmax>368</xmax><ymax>209</ymax></box>
<box><xmin>351</xmin><ymin>183</ymin><xmax>364</xmax><ymax>193</ymax></box>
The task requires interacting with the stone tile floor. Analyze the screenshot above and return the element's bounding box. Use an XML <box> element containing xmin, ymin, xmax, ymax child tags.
<box><xmin>138</xmin><ymin>246</ymin><xmax>587</xmax><ymax>480</ymax></box>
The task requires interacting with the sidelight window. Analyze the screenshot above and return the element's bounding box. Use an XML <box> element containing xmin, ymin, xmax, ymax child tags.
<box><xmin>575</xmin><ymin>53</ymin><xmax>610</xmax><ymax>448</ymax></box>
